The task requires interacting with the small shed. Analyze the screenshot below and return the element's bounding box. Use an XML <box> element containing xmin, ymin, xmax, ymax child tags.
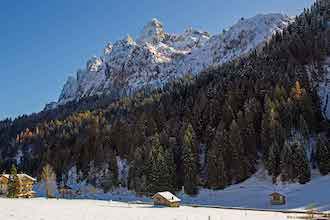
<box><xmin>59</xmin><ymin>185</ymin><xmax>74</xmax><ymax>199</ymax></box>
<box><xmin>152</xmin><ymin>192</ymin><xmax>181</xmax><ymax>207</ymax></box>
<box><xmin>269</xmin><ymin>192</ymin><xmax>286</xmax><ymax>205</ymax></box>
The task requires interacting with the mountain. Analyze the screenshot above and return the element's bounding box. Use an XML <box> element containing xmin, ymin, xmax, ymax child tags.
<box><xmin>57</xmin><ymin>14</ymin><xmax>291</xmax><ymax>106</ymax></box>
<box><xmin>1</xmin><ymin>0</ymin><xmax>329</xmax><ymax>200</ymax></box>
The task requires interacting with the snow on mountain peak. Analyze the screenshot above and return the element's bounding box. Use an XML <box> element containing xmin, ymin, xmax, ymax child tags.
<box><xmin>222</xmin><ymin>13</ymin><xmax>291</xmax><ymax>51</ymax></box>
<box><xmin>104</xmin><ymin>43</ymin><xmax>113</xmax><ymax>56</ymax></box>
<box><xmin>87</xmin><ymin>56</ymin><xmax>103</xmax><ymax>72</ymax></box>
<box><xmin>138</xmin><ymin>18</ymin><xmax>166</xmax><ymax>44</ymax></box>
<box><xmin>58</xmin><ymin>76</ymin><xmax>78</xmax><ymax>104</ymax></box>
<box><xmin>55</xmin><ymin>13</ymin><xmax>291</xmax><ymax>107</ymax></box>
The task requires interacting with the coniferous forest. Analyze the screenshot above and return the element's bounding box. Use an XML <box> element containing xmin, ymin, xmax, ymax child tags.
<box><xmin>0</xmin><ymin>0</ymin><xmax>330</xmax><ymax>196</ymax></box>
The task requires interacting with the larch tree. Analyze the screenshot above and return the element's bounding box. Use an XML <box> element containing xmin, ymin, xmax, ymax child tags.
<box><xmin>41</xmin><ymin>164</ymin><xmax>57</xmax><ymax>198</ymax></box>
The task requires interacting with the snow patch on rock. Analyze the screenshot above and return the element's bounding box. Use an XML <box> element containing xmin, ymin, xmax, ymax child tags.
<box><xmin>138</xmin><ymin>18</ymin><xmax>166</xmax><ymax>44</ymax></box>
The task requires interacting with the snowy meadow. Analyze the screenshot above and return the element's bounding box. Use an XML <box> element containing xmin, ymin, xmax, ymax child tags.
<box><xmin>0</xmin><ymin>198</ymin><xmax>312</xmax><ymax>220</ymax></box>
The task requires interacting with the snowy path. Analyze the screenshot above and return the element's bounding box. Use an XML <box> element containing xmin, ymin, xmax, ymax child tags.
<box><xmin>0</xmin><ymin>198</ymin><xmax>311</xmax><ymax>220</ymax></box>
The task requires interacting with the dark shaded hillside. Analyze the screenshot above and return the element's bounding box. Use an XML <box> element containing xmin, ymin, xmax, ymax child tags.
<box><xmin>1</xmin><ymin>0</ymin><xmax>330</xmax><ymax>195</ymax></box>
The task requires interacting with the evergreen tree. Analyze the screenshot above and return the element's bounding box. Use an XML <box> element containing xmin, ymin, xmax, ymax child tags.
<box><xmin>280</xmin><ymin>141</ymin><xmax>291</xmax><ymax>182</ymax></box>
<box><xmin>207</xmin><ymin>122</ymin><xmax>227</xmax><ymax>189</ymax></box>
<box><xmin>267</xmin><ymin>140</ymin><xmax>281</xmax><ymax>182</ymax></box>
<box><xmin>7</xmin><ymin>164</ymin><xmax>21</xmax><ymax>198</ymax></box>
<box><xmin>182</xmin><ymin>124</ymin><xmax>198</xmax><ymax>195</ymax></box>
<box><xmin>280</xmin><ymin>141</ymin><xmax>311</xmax><ymax>183</ymax></box>
<box><xmin>148</xmin><ymin>134</ymin><xmax>174</xmax><ymax>193</ymax></box>
<box><xmin>128</xmin><ymin>147</ymin><xmax>148</xmax><ymax>194</ymax></box>
<box><xmin>297</xmin><ymin>145</ymin><xmax>311</xmax><ymax>184</ymax></box>
<box><xmin>228</xmin><ymin>120</ymin><xmax>250</xmax><ymax>183</ymax></box>
<box><xmin>299</xmin><ymin>115</ymin><xmax>309</xmax><ymax>139</ymax></box>
<box><xmin>316</xmin><ymin>135</ymin><xmax>330</xmax><ymax>175</ymax></box>
<box><xmin>164</xmin><ymin>147</ymin><xmax>176</xmax><ymax>191</ymax></box>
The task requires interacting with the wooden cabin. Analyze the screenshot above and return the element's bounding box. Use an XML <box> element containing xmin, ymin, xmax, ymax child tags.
<box><xmin>152</xmin><ymin>192</ymin><xmax>181</xmax><ymax>207</ymax></box>
<box><xmin>0</xmin><ymin>174</ymin><xmax>36</xmax><ymax>198</ymax></box>
<box><xmin>269</xmin><ymin>192</ymin><xmax>286</xmax><ymax>205</ymax></box>
<box><xmin>59</xmin><ymin>185</ymin><xmax>75</xmax><ymax>199</ymax></box>
<box><xmin>0</xmin><ymin>175</ymin><xmax>9</xmax><ymax>195</ymax></box>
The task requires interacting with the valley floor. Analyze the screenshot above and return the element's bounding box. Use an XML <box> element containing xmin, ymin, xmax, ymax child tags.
<box><xmin>1</xmin><ymin>170</ymin><xmax>329</xmax><ymax>220</ymax></box>
<box><xmin>0</xmin><ymin>198</ymin><xmax>316</xmax><ymax>220</ymax></box>
<box><xmin>179</xmin><ymin>169</ymin><xmax>330</xmax><ymax>212</ymax></box>
<box><xmin>59</xmin><ymin>169</ymin><xmax>330</xmax><ymax>212</ymax></box>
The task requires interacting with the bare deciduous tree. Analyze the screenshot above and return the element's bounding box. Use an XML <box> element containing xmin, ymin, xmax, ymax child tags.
<box><xmin>41</xmin><ymin>164</ymin><xmax>57</xmax><ymax>198</ymax></box>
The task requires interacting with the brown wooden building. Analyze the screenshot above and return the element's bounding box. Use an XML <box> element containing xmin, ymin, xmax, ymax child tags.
<box><xmin>269</xmin><ymin>192</ymin><xmax>286</xmax><ymax>205</ymax></box>
<box><xmin>59</xmin><ymin>185</ymin><xmax>75</xmax><ymax>199</ymax></box>
<box><xmin>0</xmin><ymin>174</ymin><xmax>36</xmax><ymax>198</ymax></box>
<box><xmin>152</xmin><ymin>192</ymin><xmax>181</xmax><ymax>207</ymax></box>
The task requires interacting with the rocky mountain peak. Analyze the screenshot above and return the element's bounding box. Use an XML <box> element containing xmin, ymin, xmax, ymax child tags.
<box><xmin>53</xmin><ymin>14</ymin><xmax>292</xmax><ymax>108</ymax></box>
<box><xmin>87</xmin><ymin>56</ymin><xmax>103</xmax><ymax>72</ymax></box>
<box><xmin>138</xmin><ymin>18</ymin><xmax>166</xmax><ymax>44</ymax></box>
<box><xmin>104</xmin><ymin>43</ymin><xmax>113</xmax><ymax>56</ymax></box>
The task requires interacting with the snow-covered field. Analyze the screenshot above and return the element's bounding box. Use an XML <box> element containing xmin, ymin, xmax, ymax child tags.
<box><xmin>180</xmin><ymin>169</ymin><xmax>330</xmax><ymax>212</ymax></box>
<box><xmin>50</xmin><ymin>168</ymin><xmax>330</xmax><ymax>212</ymax></box>
<box><xmin>1</xmin><ymin>169</ymin><xmax>329</xmax><ymax>220</ymax></box>
<box><xmin>0</xmin><ymin>198</ymin><xmax>312</xmax><ymax>220</ymax></box>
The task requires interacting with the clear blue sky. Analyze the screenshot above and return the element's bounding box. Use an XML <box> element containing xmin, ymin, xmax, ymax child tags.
<box><xmin>0</xmin><ymin>0</ymin><xmax>314</xmax><ymax>120</ymax></box>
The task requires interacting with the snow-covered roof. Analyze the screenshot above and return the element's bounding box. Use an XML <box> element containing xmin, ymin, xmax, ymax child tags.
<box><xmin>1</xmin><ymin>174</ymin><xmax>36</xmax><ymax>182</ymax></box>
<box><xmin>59</xmin><ymin>185</ymin><xmax>73</xmax><ymax>190</ymax></box>
<box><xmin>153</xmin><ymin>191</ymin><xmax>181</xmax><ymax>203</ymax></box>
<box><xmin>269</xmin><ymin>192</ymin><xmax>286</xmax><ymax>197</ymax></box>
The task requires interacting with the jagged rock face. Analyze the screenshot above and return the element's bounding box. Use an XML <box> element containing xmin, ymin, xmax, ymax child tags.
<box><xmin>57</xmin><ymin>14</ymin><xmax>292</xmax><ymax>106</ymax></box>
<box><xmin>138</xmin><ymin>18</ymin><xmax>167</xmax><ymax>44</ymax></box>
<box><xmin>59</xmin><ymin>76</ymin><xmax>79</xmax><ymax>103</ymax></box>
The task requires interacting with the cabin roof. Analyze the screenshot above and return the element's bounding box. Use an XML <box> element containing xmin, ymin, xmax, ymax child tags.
<box><xmin>1</xmin><ymin>174</ymin><xmax>36</xmax><ymax>182</ymax></box>
<box><xmin>59</xmin><ymin>185</ymin><xmax>73</xmax><ymax>190</ymax></box>
<box><xmin>153</xmin><ymin>191</ymin><xmax>181</xmax><ymax>203</ymax></box>
<box><xmin>269</xmin><ymin>192</ymin><xmax>286</xmax><ymax>197</ymax></box>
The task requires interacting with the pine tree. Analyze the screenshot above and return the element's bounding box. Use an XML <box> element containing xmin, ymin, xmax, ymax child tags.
<box><xmin>148</xmin><ymin>134</ymin><xmax>174</xmax><ymax>194</ymax></box>
<box><xmin>280</xmin><ymin>141</ymin><xmax>291</xmax><ymax>182</ymax></box>
<box><xmin>228</xmin><ymin>120</ymin><xmax>250</xmax><ymax>183</ymax></box>
<box><xmin>267</xmin><ymin>140</ymin><xmax>281</xmax><ymax>182</ymax></box>
<box><xmin>207</xmin><ymin>122</ymin><xmax>227</xmax><ymax>189</ymax></box>
<box><xmin>182</xmin><ymin>124</ymin><xmax>198</xmax><ymax>195</ymax></box>
<box><xmin>299</xmin><ymin>115</ymin><xmax>309</xmax><ymax>138</ymax></box>
<box><xmin>164</xmin><ymin>147</ymin><xmax>176</xmax><ymax>191</ymax></box>
<box><xmin>296</xmin><ymin>145</ymin><xmax>311</xmax><ymax>184</ymax></box>
<box><xmin>222</xmin><ymin>103</ymin><xmax>234</xmax><ymax>129</ymax></box>
<box><xmin>148</xmin><ymin>134</ymin><xmax>162</xmax><ymax>193</ymax></box>
<box><xmin>280</xmin><ymin>141</ymin><xmax>311</xmax><ymax>183</ymax></box>
<box><xmin>157</xmin><ymin>147</ymin><xmax>172</xmax><ymax>192</ymax></box>
<box><xmin>128</xmin><ymin>146</ymin><xmax>149</xmax><ymax>194</ymax></box>
<box><xmin>316</xmin><ymin>135</ymin><xmax>330</xmax><ymax>175</ymax></box>
<box><xmin>7</xmin><ymin>164</ymin><xmax>21</xmax><ymax>198</ymax></box>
